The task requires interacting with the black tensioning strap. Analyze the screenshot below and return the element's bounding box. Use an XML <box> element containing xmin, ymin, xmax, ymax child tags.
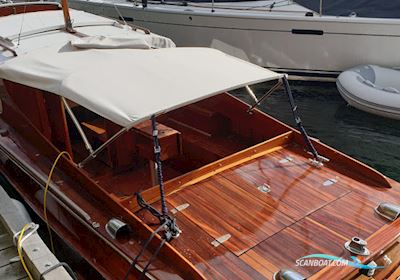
<box><xmin>282</xmin><ymin>76</ymin><xmax>320</xmax><ymax>160</ymax></box>
<box><xmin>123</xmin><ymin>221</ymin><xmax>167</xmax><ymax>280</ymax></box>
<box><xmin>151</xmin><ymin>115</ymin><xmax>169</xmax><ymax>218</ymax></box>
<box><xmin>138</xmin><ymin>239</ymin><xmax>167</xmax><ymax>280</ymax></box>
<box><xmin>136</xmin><ymin>192</ymin><xmax>163</xmax><ymax>222</ymax></box>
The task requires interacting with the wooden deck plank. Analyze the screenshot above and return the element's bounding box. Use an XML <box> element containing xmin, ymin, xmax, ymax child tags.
<box><xmin>387</xmin><ymin>264</ymin><xmax>400</xmax><ymax>280</ymax></box>
<box><xmin>0</xmin><ymin>261</ymin><xmax>26</xmax><ymax>280</ymax></box>
<box><xmin>166</xmin><ymin>174</ymin><xmax>294</xmax><ymax>256</ymax></box>
<box><xmin>137</xmin><ymin>203</ymin><xmax>266</xmax><ymax>280</ymax></box>
<box><xmin>221</xmin><ymin>146</ymin><xmax>352</xmax><ymax>221</ymax></box>
<box><xmin>136</xmin><ymin>139</ymin><xmax>400</xmax><ymax>279</ymax></box>
<box><xmin>0</xmin><ymin>247</ymin><xmax>18</xmax><ymax>268</ymax></box>
<box><xmin>151</xmin><ymin>142</ymin><xmax>400</xmax><ymax>278</ymax></box>
<box><xmin>241</xmin><ymin>217</ymin><xmax>349</xmax><ymax>277</ymax></box>
<box><xmin>0</xmin><ymin>233</ymin><xmax>12</xmax><ymax>251</ymax></box>
<box><xmin>309</xmin><ymin>192</ymin><xmax>389</xmax><ymax>240</ymax></box>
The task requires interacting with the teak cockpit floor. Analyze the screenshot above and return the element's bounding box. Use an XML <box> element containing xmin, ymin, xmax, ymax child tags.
<box><xmin>138</xmin><ymin>142</ymin><xmax>400</xmax><ymax>279</ymax></box>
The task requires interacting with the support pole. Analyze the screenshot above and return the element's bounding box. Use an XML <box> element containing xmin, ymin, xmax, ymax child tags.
<box><xmin>247</xmin><ymin>80</ymin><xmax>282</xmax><ymax>113</ymax></box>
<box><xmin>61</xmin><ymin>98</ymin><xmax>93</xmax><ymax>154</ymax></box>
<box><xmin>282</xmin><ymin>76</ymin><xmax>320</xmax><ymax>160</ymax></box>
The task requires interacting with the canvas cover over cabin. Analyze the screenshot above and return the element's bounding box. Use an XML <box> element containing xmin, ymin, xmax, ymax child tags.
<box><xmin>0</xmin><ymin>5</ymin><xmax>282</xmax><ymax>171</ymax></box>
<box><xmin>0</xmin><ymin>46</ymin><xmax>282</xmax><ymax>127</ymax></box>
<box><xmin>0</xmin><ymin>22</ymin><xmax>284</xmax><ymax>174</ymax></box>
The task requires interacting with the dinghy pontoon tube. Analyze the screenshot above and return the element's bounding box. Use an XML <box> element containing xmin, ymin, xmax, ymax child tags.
<box><xmin>337</xmin><ymin>65</ymin><xmax>400</xmax><ymax>120</ymax></box>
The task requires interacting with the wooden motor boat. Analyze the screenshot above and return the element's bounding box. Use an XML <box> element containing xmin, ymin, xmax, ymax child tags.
<box><xmin>0</xmin><ymin>2</ymin><xmax>400</xmax><ymax>280</ymax></box>
<box><xmin>337</xmin><ymin>65</ymin><xmax>400</xmax><ymax>120</ymax></box>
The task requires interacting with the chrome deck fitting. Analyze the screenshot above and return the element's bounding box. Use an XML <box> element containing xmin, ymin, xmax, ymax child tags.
<box><xmin>344</xmin><ymin>237</ymin><xmax>370</xmax><ymax>256</ymax></box>
<box><xmin>257</xmin><ymin>183</ymin><xmax>271</xmax><ymax>193</ymax></box>
<box><xmin>171</xmin><ymin>203</ymin><xmax>190</xmax><ymax>215</ymax></box>
<box><xmin>105</xmin><ymin>218</ymin><xmax>130</xmax><ymax>240</ymax></box>
<box><xmin>375</xmin><ymin>202</ymin><xmax>400</xmax><ymax>221</ymax></box>
<box><xmin>273</xmin><ymin>269</ymin><xmax>306</xmax><ymax>280</ymax></box>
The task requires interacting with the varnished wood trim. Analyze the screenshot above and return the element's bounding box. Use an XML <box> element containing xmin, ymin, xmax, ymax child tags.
<box><xmin>240</xmin><ymin>250</ymin><xmax>277</xmax><ymax>279</ymax></box>
<box><xmin>292</xmin><ymin>132</ymin><xmax>392</xmax><ymax>188</ymax></box>
<box><xmin>387</xmin><ymin>264</ymin><xmax>400</xmax><ymax>280</ymax></box>
<box><xmin>309</xmin><ymin>219</ymin><xmax>400</xmax><ymax>279</ymax></box>
<box><xmin>306</xmin><ymin>217</ymin><xmax>349</xmax><ymax>241</ymax></box>
<box><xmin>0</xmin><ymin>3</ymin><xmax>60</xmax><ymax>17</ymax></box>
<box><xmin>125</xmin><ymin>131</ymin><xmax>294</xmax><ymax>211</ymax></box>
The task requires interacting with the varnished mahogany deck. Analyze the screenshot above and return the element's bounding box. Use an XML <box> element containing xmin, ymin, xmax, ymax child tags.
<box><xmin>139</xmin><ymin>142</ymin><xmax>400</xmax><ymax>279</ymax></box>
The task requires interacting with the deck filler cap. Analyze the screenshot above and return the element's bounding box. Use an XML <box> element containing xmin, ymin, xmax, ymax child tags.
<box><xmin>375</xmin><ymin>202</ymin><xmax>400</xmax><ymax>221</ymax></box>
<box><xmin>344</xmin><ymin>237</ymin><xmax>370</xmax><ymax>256</ymax></box>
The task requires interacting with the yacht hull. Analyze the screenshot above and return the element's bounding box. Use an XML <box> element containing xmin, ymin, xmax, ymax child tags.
<box><xmin>70</xmin><ymin>0</ymin><xmax>400</xmax><ymax>79</ymax></box>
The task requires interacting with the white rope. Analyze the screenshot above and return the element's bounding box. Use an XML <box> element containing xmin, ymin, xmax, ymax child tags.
<box><xmin>13</xmin><ymin>222</ymin><xmax>39</xmax><ymax>247</ymax></box>
<box><xmin>112</xmin><ymin>0</ymin><xmax>128</xmax><ymax>26</ymax></box>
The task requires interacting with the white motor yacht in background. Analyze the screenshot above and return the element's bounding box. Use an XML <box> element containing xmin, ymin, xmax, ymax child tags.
<box><xmin>68</xmin><ymin>0</ymin><xmax>400</xmax><ymax>81</ymax></box>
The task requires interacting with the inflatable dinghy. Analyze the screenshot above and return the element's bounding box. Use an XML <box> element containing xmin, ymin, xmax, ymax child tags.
<box><xmin>337</xmin><ymin>65</ymin><xmax>400</xmax><ymax>119</ymax></box>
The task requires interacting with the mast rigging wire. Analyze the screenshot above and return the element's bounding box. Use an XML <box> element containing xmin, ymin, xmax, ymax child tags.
<box><xmin>16</xmin><ymin>4</ymin><xmax>27</xmax><ymax>47</ymax></box>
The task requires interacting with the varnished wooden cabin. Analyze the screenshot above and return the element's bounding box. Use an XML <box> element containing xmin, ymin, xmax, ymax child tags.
<box><xmin>0</xmin><ymin>2</ymin><xmax>399</xmax><ymax>280</ymax></box>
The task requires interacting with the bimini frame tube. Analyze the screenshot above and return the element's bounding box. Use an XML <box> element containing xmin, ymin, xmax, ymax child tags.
<box><xmin>78</xmin><ymin>127</ymin><xmax>128</xmax><ymax>168</ymax></box>
<box><xmin>62</xmin><ymin>97</ymin><xmax>129</xmax><ymax>168</ymax></box>
<box><xmin>247</xmin><ymin>79</ymin><xmax>282</xmax><ymax>113</ymax></box>
<box><xmin>79</xmin><ymin>76</ymin><xmax>324</xmax><ymax>168</ymax></box>
<box><xmin>61</xmin><ymin>97</ymin><xmax>94</xmax><ymax>155</ymax></box>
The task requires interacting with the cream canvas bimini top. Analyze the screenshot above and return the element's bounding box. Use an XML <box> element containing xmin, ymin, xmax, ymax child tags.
<box><xmin>0</xmin><ymin>46</ymin><xmax>282</xmax><ymax>127</ymax></box>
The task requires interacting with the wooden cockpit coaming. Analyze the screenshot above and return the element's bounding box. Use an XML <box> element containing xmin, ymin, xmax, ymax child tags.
<box><xmin>0</xmin><ymin>79</ymin><xmax>399</xmax><ymax>279</ymax></box>
<box><xmin>0</xmin><ymin>2</ymin><xmax>60</xmax><ymax>17</ymax></box>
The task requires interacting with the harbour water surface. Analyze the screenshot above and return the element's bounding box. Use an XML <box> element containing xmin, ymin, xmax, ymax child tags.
<box><xmin>235</xmin><ymin>82</ymin><xmax>400</xmax><ymax>181</ymax></box>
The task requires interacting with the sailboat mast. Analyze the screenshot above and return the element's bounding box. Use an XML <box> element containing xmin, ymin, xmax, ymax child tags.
<box><xmin>61</xmin><ymin>0</ymin><xmax>75</xmax><ymax>33</ymax></box>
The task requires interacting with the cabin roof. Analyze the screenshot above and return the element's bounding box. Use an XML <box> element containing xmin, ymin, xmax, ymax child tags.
<box><xmin>0</xmin><ymin>8</ymin><xmax>175</xmax><ymax>58</ymax></box>
<box><xmin>0</xmin><ymin>46</ymin><xmax>282</xmax><ymax>127</ymax></box>
<box><xmin>0</xmin><ymin>8</ymin><xmax>113</xmax><ymax>40</ymax></box>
